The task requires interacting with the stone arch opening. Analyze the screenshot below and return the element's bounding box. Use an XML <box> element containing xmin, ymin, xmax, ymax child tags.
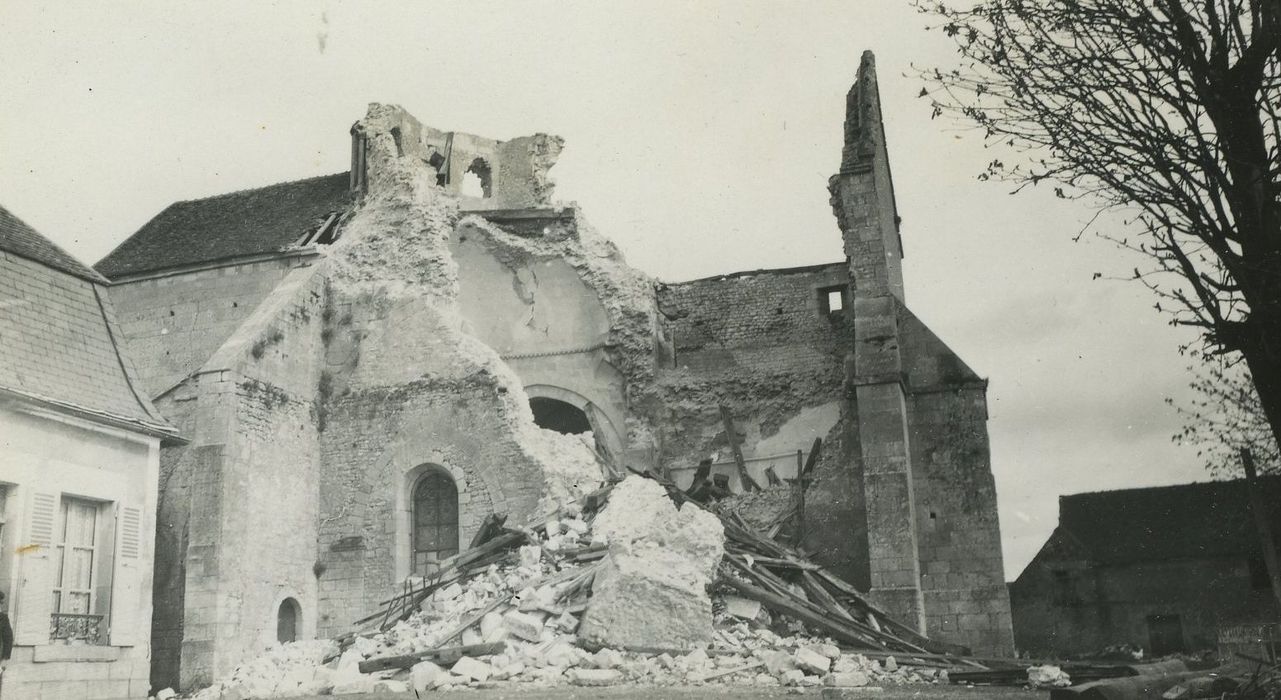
<box><xmin>411</xmin><ymin>467</ymin><xmax>459</xmax><ymax>576</ymax></box>
<box><xmin>276</xmin><ymin>597</ymin><xmax>300</xmax><ymax>643</ymax></box>
<box><xmin>530</xmin><ymin>397</ymin><xmax>592</xmax><ymax>435</ymax></box>
<box><xmin>461</xmin><ymin>157</ymin><xmax>492</xmax><ymax>198</ymax></box>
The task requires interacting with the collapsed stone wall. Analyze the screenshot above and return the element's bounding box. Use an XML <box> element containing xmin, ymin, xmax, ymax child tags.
<box><xmin>650</xmin><ymin>265</ymin><xmax>869</xmax><ymax>584</ymax></box>
<box><xmin>315</xmin><ymin>104</ymin><xmax>618</xmax><ymax>637</ymax></box>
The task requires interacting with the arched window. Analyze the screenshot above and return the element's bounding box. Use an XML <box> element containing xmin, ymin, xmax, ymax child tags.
<box><xmin>276</xmin><ymin>598</ymin><xmax>300</xmax><ymax>643</ymax></box>
<box><xmin>412</xmin><ymin>470</ymin><xmax>459</xmax><ymax>575</ymax></box>
<box><xmin>529</xmin><ymin>397</ymin><xmax>592</xmax><ymax>434</ymax></box>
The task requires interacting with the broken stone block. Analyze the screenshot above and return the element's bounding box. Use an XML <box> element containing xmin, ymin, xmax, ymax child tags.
<box><xmin>826</xmin><ymin>672</ymin><xmax>871</xmax><ymax>687</ymax></box>
<box><xmin>883</xmin><ymin>656</ymin><xmax>897</xmax><ymax>672</ymax></box>
<box><xmin>156</xmin><ymin>689</ymin><xmax>177</xmax><ymax>700</ymax></box>
<box><xmin>781</xmin><ymin>669</ymin><xmax>806</xmax><ymax>686</ymax></box>
<box><xmin>519</xmin><ymin>544</ymin><xmax>542</xmax><ymax>568</ymax></box>
<box><xmin>569</xmin><ymin>668</ymin><xmax>624</xmax><ymax>686</ymax></box>
<box><xmin>373</xmin><ymin>680</ymin><xmax>408</xmax><ymax>693</ymax></box>
<box><xmin>492</xmin><ymin>661</ymin><xmax>526</xmax><ymax>680</ymax></box>
<box><xmin>461</xmin><ymin>627</ymin><xmax>483</xmax><ymax>646</ymax></box>
<box><xmin>450</xmin><ymin>656</ymin><xmax>492</xmax><ymax>682</ymax></box>
<box><xmin>684</xmin><ymin>648</ymin><xmax>712</xmax><ymax>669</ymax></box>
<box><xmin>503</xmin><ymin>610</ymin><xmax>545</xmax><ymax>642</ymax></box>
<box><xmin>795</xmin><ymin>647</ymin><xmax>831</xmax><ymax>675</ymax></box>
<box><xmin>724</xmin><ymin>595</ymin><xmax>763</xmax><ymax>620</ymax></box>
<box><xmin>410</xmin><ymin>660</ymin><xmax>445</xmax><ymax>692</ymax></box>
<box><xmin>832</xmin><ymin>655</ymin><xmax>861</xmax><ymax>674</ymax></box>
<box><xmin>579</xmin><ymin>476</ymin><xmax>725</xmax><ymax>651</ymax></box>
<box><xmin>552</xmin><ymin>611</ymin><xmax>579</xmax><ymax>633</ymax></box>
<box><xmin>811</xmin><ymin>643</ymin><xmax>841</xmax><ymax>660</ymax></box>
<box><xmin>481</xmin><ymin>611</ymin><xmax>508</xmax><ymax>643</ymax></box>
<box><xmin>433</xmin><ymin>582</ymin><xmax>463</xmax><ymax>602</ymax></box>
<box><xmin>821</xmin><ymin>688</ymin><xmax>886</xmax><ymax>698</ymax></box>
<box><xmin>592</xmin><ymin>648</ymin><xmax>624</xmax><ymax>670</ymax></box>
<box><xmin>758</xmin><ymin>649</ymin><xmax>797</xmax><ymax>677</ymax></box>
<box><xmin>331</xmin><ymin>676</ymin><xmax>378</xmax><ymax>695</ymax></box>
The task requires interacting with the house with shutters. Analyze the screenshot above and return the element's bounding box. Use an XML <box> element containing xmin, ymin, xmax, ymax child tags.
<box><xmin>0</xmin><ymin>204</ymin><xmax>181</xmax><ymax>699</ymax></box>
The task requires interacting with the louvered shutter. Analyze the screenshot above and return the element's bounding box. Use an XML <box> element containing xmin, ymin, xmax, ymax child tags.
<box><xmin>14</xmin><ymin>491</ymin><xmax>57</xmax><ymax>645</ymax></box>
<box><xmin>109</xmin><ymin>505</ymin><xmax>144</xmax><ymax>645</ymax></box>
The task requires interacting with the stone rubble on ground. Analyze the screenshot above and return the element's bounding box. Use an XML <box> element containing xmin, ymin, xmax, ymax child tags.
<box><xmin>180</xmin><ymin>476</ymin><xmax>946</xmax><ymax>698</ymax></box>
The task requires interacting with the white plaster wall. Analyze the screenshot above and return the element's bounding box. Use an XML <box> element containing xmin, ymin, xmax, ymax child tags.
<box><xmin>0</xmin><ymin>402</ymin><xmax>160</xmax><ymax>699</ymax></box>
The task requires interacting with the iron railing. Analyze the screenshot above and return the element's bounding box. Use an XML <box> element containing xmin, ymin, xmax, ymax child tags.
<box><xmin>49</xmin><ymin>613</ymin><xmax>107</xmax><ymax>645</ymax></box>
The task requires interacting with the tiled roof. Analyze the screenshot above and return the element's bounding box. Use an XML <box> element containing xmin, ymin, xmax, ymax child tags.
<box><xmin>0</xmin><ymin>204</ymin><xmax>107</xmax><ymax>283</ymax></box>
<box><xmin>0</xmin><ymin>216</ymin><xmax>176</xmax><ymax>437</ymax></box>
<box><xmin>1058</xmin><ymin>478</ymin><xmax>1281</xmax><ymax>564</ymax></box>
<box><xmin>96</xmin><ymin>173</ymin><xmax>353</xmax><ymax>278</ymax></box>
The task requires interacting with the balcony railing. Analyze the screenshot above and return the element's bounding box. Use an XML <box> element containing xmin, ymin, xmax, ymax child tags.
<box><xmin>49</xmin><ymin>613</ymin><xmax>107</xmax><ymax>645</ymax></box>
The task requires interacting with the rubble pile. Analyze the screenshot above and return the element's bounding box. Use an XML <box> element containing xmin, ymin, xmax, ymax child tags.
<box><xmin>186</xmin><ymin>474</ymin><xmax>963</xmax><ymax>698</ymax></box>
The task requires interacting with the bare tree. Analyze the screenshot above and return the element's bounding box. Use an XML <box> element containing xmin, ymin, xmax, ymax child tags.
<box><xmin>913</xmin><ymin>0</ymin><xmax>1281</xmax><ymax>456</ymax></box>
<box><xmin>1169</xmin><ymin>354</ymin><xmax>1279</xmax><ymax>476</ymax></box>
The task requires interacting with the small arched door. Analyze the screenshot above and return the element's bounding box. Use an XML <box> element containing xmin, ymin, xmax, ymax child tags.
<box><xmin>412</xmin><ymin>470</ymin><xmax>459</xmax><ymax>575</ymax></box>
<box><xmin>276</xmin><ymin>598</ymin><xmax>300</xmax><ymax>643</ymax></box>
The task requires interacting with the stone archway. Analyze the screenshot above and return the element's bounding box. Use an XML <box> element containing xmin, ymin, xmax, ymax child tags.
<box><xmin>523</xmin><ymin>384</ymin><xmax>623</xmax><ymax>470</ymax></box>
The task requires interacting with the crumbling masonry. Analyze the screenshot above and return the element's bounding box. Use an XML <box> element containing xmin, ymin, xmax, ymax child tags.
<box><xmin>93</xmin><ymin>52</ymin><xmax>1013</xmax><ymax>691</ymax></box>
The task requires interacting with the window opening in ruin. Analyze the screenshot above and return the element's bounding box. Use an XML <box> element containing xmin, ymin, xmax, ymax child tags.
<box><xmin>461</xmin><ymin>157</ymin><xmax>492</xmax><ymax>198</ymax></box>
<box><xmin>412</xmin><ymin>471</ymin><xmax>459</xmax><ymax>576</ymax></box>
<box><xmin>818</xmin><ymin>285</ymin><xmax>848</xmax><ymax>316</ymax></box>
<box><xmin>277</xmin><ymin>598</ymin><xmax>300</xmax><ymax>643</ymax></box>
<box><xmin>529</xmin><ymin>397</ymin><xmax>592</xmax><ymax>435</ymax></box>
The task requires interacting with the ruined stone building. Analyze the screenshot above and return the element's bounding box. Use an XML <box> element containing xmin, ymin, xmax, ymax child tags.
<box><xmin>91</xmin><ymin>52</ymin><xmax>1013</xmax><ymax>690</ymax></box>
<box><xmin>0</xmin><ymin>205</ymin><xmax>180</xmax><ymax>699</ymax></box>
<box><xmin>1011</xmin><ymin>479</ymin><xmax>1281</xmax><ymax>657</ymax></box>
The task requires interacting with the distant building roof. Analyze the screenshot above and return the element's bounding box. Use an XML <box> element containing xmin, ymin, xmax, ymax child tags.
<box><xmin>95</xmin><ymin>172</ymin><xmax>353</xmax><ymax>278</ymax></box>
<box><xmin>0</xmin><ymin>207</ymin><xmax>177</xmax><ymax>438</ymax></box>
<box><xmin>1056</xmin><ymin>478</ymin><xmax>1281</xmax><ymax>565</ymax></box>
<box><xmin>0</xmin><ymin>204</ymin><xmax>107</xmax><ymax>283</ymax></box>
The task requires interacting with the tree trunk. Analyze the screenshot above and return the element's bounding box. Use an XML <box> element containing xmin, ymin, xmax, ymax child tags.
<box><xmin>1238</xmin><ymin>311</ymin><xmax>1281</xmax><ymax>472</ymax></box>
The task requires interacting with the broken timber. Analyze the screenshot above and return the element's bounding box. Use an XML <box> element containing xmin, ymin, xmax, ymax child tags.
<box><xmin>357</xmin><ymin>642</ymin><xmax>506</xmax><ymax>674</ymax></box>
<box><xmin>719</xmin><ymin>406</ymin><xmax>761</xmax><ymax>492</ymax></box>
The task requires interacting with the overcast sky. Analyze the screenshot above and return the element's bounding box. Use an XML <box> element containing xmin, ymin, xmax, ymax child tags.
<box><xmin>0</xmin><ymin>1</ymin><xmax>1214</xmax><ymax>580</ymax></box>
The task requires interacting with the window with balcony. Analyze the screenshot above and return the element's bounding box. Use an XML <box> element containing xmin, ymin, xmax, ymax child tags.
<box><xmin>51</xmin><ymin>497</ymin><xmax>107</xmax><ymax>645</ymax></box>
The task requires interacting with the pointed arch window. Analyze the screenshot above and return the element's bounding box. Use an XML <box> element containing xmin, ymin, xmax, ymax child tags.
<box><xmin>412</xmin><ymin>471</ymin><xmax>459</xmax><ymax>575</ymax></box>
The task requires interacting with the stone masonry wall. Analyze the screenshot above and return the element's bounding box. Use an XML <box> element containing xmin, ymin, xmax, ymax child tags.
<box><xmin>107</xmin><ymin>255</ymin><xmax>314</xmax><ymax>397</ymax></box>
<box><xmin>899</xmin><ymin>309</ymin><xmax>1013</xmax><ymax>656</ymax></box>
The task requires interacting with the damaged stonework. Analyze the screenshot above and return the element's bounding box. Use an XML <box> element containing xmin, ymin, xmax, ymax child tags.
<box><xmin>580</xmin><ymin>476</ymin><xmax>725</xmax><ymax>650</ymax></box>
<box><xmin>97</xmin><ymin>52</ymin><xmax>1015</xmax><ymax>693</ymax></box>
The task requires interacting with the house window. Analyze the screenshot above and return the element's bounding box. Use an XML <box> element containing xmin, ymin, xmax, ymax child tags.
<box><xmin>817</xmin><ymin>285</ymin><xmax>848</xmax><ymax>316</ymax></box>
<box><xmin>412</xmin><ymin>471</ymin><xmax>459</xmax><ymax>576</ymax></box>
<box><xmin>51</xmin><ymin>497</ymin><xmax>107</xmax><ymax>644</ymax></box>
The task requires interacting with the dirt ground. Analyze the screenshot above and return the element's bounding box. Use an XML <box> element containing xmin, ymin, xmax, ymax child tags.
<box><xmin>296</xmin><ymin>684</ymin><xmax>1045</xmax><ymax>699</ymax></box>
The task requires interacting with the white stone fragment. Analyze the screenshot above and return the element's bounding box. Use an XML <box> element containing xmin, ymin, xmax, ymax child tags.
<box><xmin>450</xmin><ymin>656</ymin><xmax>492</xmax><ymax>682</ymax></box>
<box><xmin>794</xmin><ymin>647</ymin><xmax>831</xmax><ymax>675</ymax></box>
<box><xmin>503</xmin><ymin>609</ymin><xmax>545</xmax><ymax>642</ymax></box>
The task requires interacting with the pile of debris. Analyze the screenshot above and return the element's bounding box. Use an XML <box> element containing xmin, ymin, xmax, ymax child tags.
<box><xmin>187</xmin><ymin>472</ymin><xmax>976</xmax><ymax>698</ymax></box>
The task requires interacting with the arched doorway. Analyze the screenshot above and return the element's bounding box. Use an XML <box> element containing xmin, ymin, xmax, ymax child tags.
<box><xmin>530</xmin><ymin>397</ymin><xmax>592</xmax><ymax>435</ymax></box>
<box><xmin>276</xmin><ymin>598</ymin><xmax>300</xmax><ymax>643</ymax></box>
<box><xmin>412</xmin><ymin>470</ymin><xmax>459</xmax><ymax>575</ymax></box>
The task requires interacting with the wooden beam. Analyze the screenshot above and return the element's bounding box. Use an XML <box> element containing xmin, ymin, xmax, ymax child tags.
<box><xmin>358</xmin><ymin>642</ymin><xmax>506</xmax><ymax>674</ymax></box>
<box><xmin>719</xmin><ymin>406</ymin><xmax>760</xmax><ymax>492</ymax></box>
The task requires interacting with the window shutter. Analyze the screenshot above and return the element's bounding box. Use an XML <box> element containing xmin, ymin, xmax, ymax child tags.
<box><xmin>13</xmin><ymin>491</ymin><xmax>57</xmax><ymax>645</ymax></box>
<box><xmin>109</xmin><ymin>504</ymin><xmax>145</xmax><ymax>646</ymax></box>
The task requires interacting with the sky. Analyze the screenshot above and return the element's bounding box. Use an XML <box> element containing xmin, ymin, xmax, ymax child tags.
<box><xmin>0</xmin><ymin>1</ymin><xmax>1215</xmax><ymax>580</ymax></box>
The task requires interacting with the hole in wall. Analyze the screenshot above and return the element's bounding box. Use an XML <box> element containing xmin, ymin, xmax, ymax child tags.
<box><xmin>529</xmin><ymin>397</ymin><xmax>591</xmax><ymax>435</ymax></box>
<box><xmin>461</xmin><ymin>157</ymin><xmax>492</xmax><ymax>198</ymax></box>
<box><xmin>276</xmin><ymin>598</ymin><xmax>300</xmax><ymax>643</ymax></box>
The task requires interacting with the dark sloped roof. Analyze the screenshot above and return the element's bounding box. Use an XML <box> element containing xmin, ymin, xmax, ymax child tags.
<box><xmin>96</xmin><ymin>173</ymin><xmax>353</xmax><ymax>278</ymax></box>
<box><xmin>0</xmin><ymin>213</ymin><xmax>177</xmax><ymax>437</ymax></box>
<box><xmin>1058</xmin><ymin>478</ymin><xmax>1281</xmax><ymax>564</ymax></box>
<box><xmin>0</xmin><ymin>204</ymin><xmax>107</xmax><ymax>283</ymax></box>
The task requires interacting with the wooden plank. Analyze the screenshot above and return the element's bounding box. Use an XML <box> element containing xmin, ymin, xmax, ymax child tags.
<box><xmin>720</xmin><ymin>574</ymin><xmax>888</xmax><ymax>650</ymax></box>
<box><xmin>719</xmin><ymin>406</ymin><xmax>760</xmax><ymax>492</ymax></box>
<box><xmin>358</xmin><ymin>642</ymin><xmax>505</xmax><ymax>674</ymax></box>
<box><xmin>468</xmin><ymin>513</ymin><xmax>509</xmax><ymax>549</ymax></box>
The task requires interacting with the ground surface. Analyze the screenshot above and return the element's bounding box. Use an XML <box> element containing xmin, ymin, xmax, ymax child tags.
<box><xmin>297</xmin><ymin>685</ymin><xmax>1044</xmax><ymax>699</ymax></box>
